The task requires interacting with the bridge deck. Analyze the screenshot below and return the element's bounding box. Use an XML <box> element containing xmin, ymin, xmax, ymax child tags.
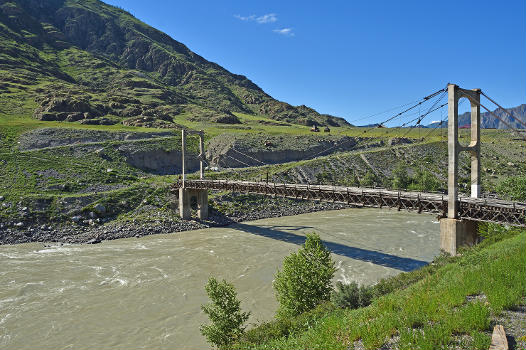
<box><xmin>174</xmin><ymin>180</ymin><xmax>525</xmax><ymax>227</ymax></box>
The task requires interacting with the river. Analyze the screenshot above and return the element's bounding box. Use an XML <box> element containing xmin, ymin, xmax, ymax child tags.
<box><xmin>0</xmin><ymin>208</ymin><xmax>439</xmax><ymax>349</ymax></box>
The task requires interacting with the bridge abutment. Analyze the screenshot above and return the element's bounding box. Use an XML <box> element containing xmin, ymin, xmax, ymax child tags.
<box><xmin>440</xmin><ymin>218</ymin><xmax>478</xmax><ymax>255</ymax></box>
<box><xmin>179</xmin><ymin>188</ymin><xmax>208</xmax><ymax>220</ymax></box>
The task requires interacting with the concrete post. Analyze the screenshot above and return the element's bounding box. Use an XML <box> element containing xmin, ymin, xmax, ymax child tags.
<box><xmin>197</xmin><ymin>189</ymin><xmax>208</xmax><ymax>219</ymax></box>
<box><xmin>181</xmin><ymin>129</ymin><xmax>186</xmax><ymax>187</ymax></box>
<box><xmin>469</xmin><ymin>90</ymin><xmax>481</xmax><ymax>198</ymax></box>
<box><xmin>179</xmin><ymin>188</ymin><xmax>190</xmax><ymax>219</ymax></box>
<box><xmin>199</xmin><ymin>130</ymin><xmax>204</xmax><ymax>180</ymax></box>
<box><xmin>447</xmin><ymin>84</ymin><xmax>459</xmax><ymax>218</ymax></box>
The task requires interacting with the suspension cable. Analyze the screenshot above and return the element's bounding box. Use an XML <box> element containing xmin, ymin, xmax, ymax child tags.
<box><xmin>420</xmin><ymin>98</ymin><xmax>466</xmax><ymax>141</ymax></box>
<box><xmin>361</xmin><ymin>87</ymin><xmax>447</xmax><ymax>135</ymax></box>
<box><xmin>421</xmin><ymin>105</ymin><xmax>448</xmax><ymax>140</ymax></box>
<box><xmin>308</xmin><ymin>137</ymin><xmax>356</xmax><ymax>159</ymax></box>
<box><xmin>347</xmin><ymin>98</ymin><xmax>422</xmax><ymax>124</ymax></box>
<box><xmin>231</xmin><ymin>147</ymin><xmax>268</xmax><ymax>166</ymax></box>
<box><xmin>378</xmin><ymin>87</ymin><xmax>447</xmax><ymax>127</ymax></box>
<box><xmin>224</xmin><ymin>154</ymin><xmax>253</xmax><ymax>168</ymax></box>
<box><xmin>399</xmin><ymin>102</ymin><xmax>448</xmax><ymax>139</ymax></box>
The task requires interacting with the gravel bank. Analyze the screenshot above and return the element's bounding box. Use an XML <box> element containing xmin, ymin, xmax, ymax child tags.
<box><xmin>0</xmin><ymin>196</ymin><xmax>350</xmax><ymax>245</ymax></box>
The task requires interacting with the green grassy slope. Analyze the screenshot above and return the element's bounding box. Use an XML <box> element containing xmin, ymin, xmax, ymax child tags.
<box><xmin>1</xmin><ymin>119</ymin><xmax>523</xmax><ymax>226</ymax></box>
<box><xmin>0</xmin><ymin>0</ymin><xmax>349</xmax><ymax>128</ymax></box>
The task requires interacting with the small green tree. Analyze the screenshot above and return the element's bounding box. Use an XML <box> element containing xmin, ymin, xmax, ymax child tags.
<box><xmin>200</xmin><ymin>277</ymin><xmax>250</xmax><ymax>348</ymax></box>
<box><xmin>361</xmin><ymin>171</ymin><xmax>377</xmax><ymax>187</ymax></box>
<box><xmin>411</xmin><ymin>169</ymin><xmax>440</xmax><ymax>192</ymax></box>
<box><xmin>273</xmin><ymin>233</ymin><xmax>336</xmax><ymax>318</ymax></box>
<box><xmin>392</xmin><ymin>163</ymin><xmax>410</xmax><ymax>189</ymax></box>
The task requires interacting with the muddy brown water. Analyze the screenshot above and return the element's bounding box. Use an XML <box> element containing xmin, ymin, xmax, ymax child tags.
<box><xmin>0</xmin><ymin>208</ymin><xmax>439</xmax><ymax>349</ymax></box>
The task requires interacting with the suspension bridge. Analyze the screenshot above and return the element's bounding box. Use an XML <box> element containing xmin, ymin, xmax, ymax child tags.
<box><xmin>173</xmin><ymin>84</ymin><xmax>525</xmax><ymax>255</ymax></box>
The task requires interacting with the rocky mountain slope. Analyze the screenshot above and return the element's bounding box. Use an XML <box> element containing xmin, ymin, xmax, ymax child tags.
<box><xmin>426</xmin><ymin>104</ymin><xmax>526</xmax><ymax>129</ymax></box>
<box><xmin>0</xmin><ymin>0</ymin><xmax>349</xmax><ymax>127</ymax></box>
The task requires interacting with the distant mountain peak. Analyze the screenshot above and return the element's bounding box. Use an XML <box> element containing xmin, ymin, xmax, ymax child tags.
<box><xmin>426</xmin><ymin>104</ymin><xmax>526</xmax><ymax>129</ymax></box>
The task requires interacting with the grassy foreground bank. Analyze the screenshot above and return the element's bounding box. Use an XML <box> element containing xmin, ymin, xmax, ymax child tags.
<box><xmin>228</xmin><ymin>226</ymin><xmax>525</xmax><ymax>350</ymax></box>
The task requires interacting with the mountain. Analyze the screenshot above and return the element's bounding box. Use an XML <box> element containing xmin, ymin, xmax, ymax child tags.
<box><xmin>0</xmin><ymin>0</ymin><xmax>349</xmax><ymax>128</ymax></box>
<box><xmin>426</xmin><ymin>104</ymin><xmax>526</xmax><ymax>129</ymax></box>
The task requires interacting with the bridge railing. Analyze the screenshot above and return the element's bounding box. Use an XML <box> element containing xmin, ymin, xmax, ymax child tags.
<box><xmin>173</xmin><ymin>179</ymin><xmax>525</xmax><ymax>227</ymax></box>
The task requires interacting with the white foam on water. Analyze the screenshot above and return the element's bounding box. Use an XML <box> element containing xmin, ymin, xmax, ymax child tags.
<box><xmin>0</xmin><ymin>297</ymin><xmax>19</xmax><ymax>308</ymax></box>
<box><xmin>0</xmin><ymin>313</ymin><xmax>11</xmax><ymax>325</ymax></box>
<box><xmin>0</xmin><ymin>334</ymin><xmax>11</xmax><ymax>347</ymax></box>
<box><xmin>337</xmin><ymin>271</ymin><xmax>353</xmax><ymax>284</ymax></box>
<box><xmin>113</xmin><ymin>278</ymin><xmax>128</xmax><ymax>286</ymax></box>
<box><xmin>24</xmin><ymin>281</ymin><xmax>44</xmax><ymax>286</ymax></box>
<box><xmin>100</xmin><ymin>277</ymin><xmax>129</xmax><ymax>287</ymax></box>
<box><xmin>0</xmin><ymin>252</ymin><xmax>21</xmax><ymax>259</ymax></box>
<box><xmin>151</xmin><ymin>267</ymin><xmax>168</xmax><ymax>279</ymax></box>
<box><xmin>88</xmin><ymin>265</ymin><xmax>104</xmax><ymax>278</ymax></box>
<box><xmin>33</xmin><ymin>246</ymin><xmax>84</xmax><ymax>256</ymax></box>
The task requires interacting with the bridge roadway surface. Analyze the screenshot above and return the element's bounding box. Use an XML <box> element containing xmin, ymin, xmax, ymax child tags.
<box><xmin>175</xmin><ymin>179</ymin><xmax>525</xmax><ymax>227</ymax></box>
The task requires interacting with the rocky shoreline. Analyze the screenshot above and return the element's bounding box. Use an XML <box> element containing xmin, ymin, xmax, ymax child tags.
<box><xmin>0</xmin><ymin>198</ymin><xmax>349</xmax><ymax>245</ymax></box>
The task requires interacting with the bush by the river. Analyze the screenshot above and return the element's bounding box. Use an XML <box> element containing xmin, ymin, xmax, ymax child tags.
<box><xmin>331</xmin><ymin>281</ymin><xmax>373</xmax><ymax>309</ymax></box>
<box><xmin>200</xmin><ymin>277</ymin><xmax>250</xmax><ymax>348</ymax></box>
<box><xmin>273</xmin><ymin>233</ymin><xmax>336</xmax><ymax>318</ymax></box>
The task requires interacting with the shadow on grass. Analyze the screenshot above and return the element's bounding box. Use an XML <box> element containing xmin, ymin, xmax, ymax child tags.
<box><xmin>230</xmin><ymin>222</ymin><xmax>428</xmax><ymax>272</ymax></box>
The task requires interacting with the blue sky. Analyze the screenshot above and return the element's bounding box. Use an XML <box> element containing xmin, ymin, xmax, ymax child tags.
<box><xmin>104</xmin><ymin>0</ymin><xmax>525</xmax><ymax>125</ymax></box>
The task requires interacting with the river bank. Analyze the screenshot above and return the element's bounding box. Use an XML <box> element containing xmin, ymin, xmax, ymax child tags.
<box><xmin>0</xmin><ymin>194</ymin><xmax>348</xmax><ymax>245</ymax></box>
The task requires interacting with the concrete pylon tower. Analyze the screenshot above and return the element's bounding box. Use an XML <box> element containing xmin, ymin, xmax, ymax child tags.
<box><xmin>447</xmin><ymin>83</ymin><xmax>481</xmax><ymax>217</ymax></box>
<box><xmin>179</xmin><ymin>129</ymin><xmax>208</xmax><ymax>219</ymax></box>
<box><xmin>440</xmin><ymin>84</ymin><xmax>481</xmax><ymax>255</ymax></box>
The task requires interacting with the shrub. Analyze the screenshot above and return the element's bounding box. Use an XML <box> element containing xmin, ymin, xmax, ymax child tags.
<box><xmin>361</xmin><ymin>171</ymin><xmax>377</xmax><ymax>187</ymax></box>
<box><xmin>476</xmin><ymin>222</ymin><xmax>521</xmax><ymax>248</ymax></box>
<box><xmin>331</xmin><ymin>281</ymin><xmax>373</xmax><ymax>309</ymax></box>
<box><xmin>392</xmin><ymin>163</ymin><xmax>410</xmax><ymax>189</ymax></box>
<box><xmin>200</xmin><ymin>277</ymin><xmax>250</xmax><ymax>348</ymax></box>
<box><xmin>273</xmin><ymin>233</ymin><xmax>336</xmax><ymax>318</ymax></box>
<box><xmin>411</xmin><ymin>169</ymin><xmax>441</xmax><ymax>192</ymax></box>
<box><xmin>227</xmin><ymin>302</ymin><xmax>336</xmax><ymax>350</ymax></box>
<box><xmin>496</xmin><ymin>176</ymin><xmax>526</xmax><ymax>201</ymax></box>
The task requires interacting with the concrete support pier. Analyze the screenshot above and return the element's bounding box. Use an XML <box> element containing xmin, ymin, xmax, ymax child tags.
<box><xmin>179</xmin><ymin>188</ymin><xmax>208</xmax><ymax>219</ymax></box>
<box><xmin>440</xmin><ymin>218</ymin><xmax>478</xmax><ymax>255</ymax></box>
